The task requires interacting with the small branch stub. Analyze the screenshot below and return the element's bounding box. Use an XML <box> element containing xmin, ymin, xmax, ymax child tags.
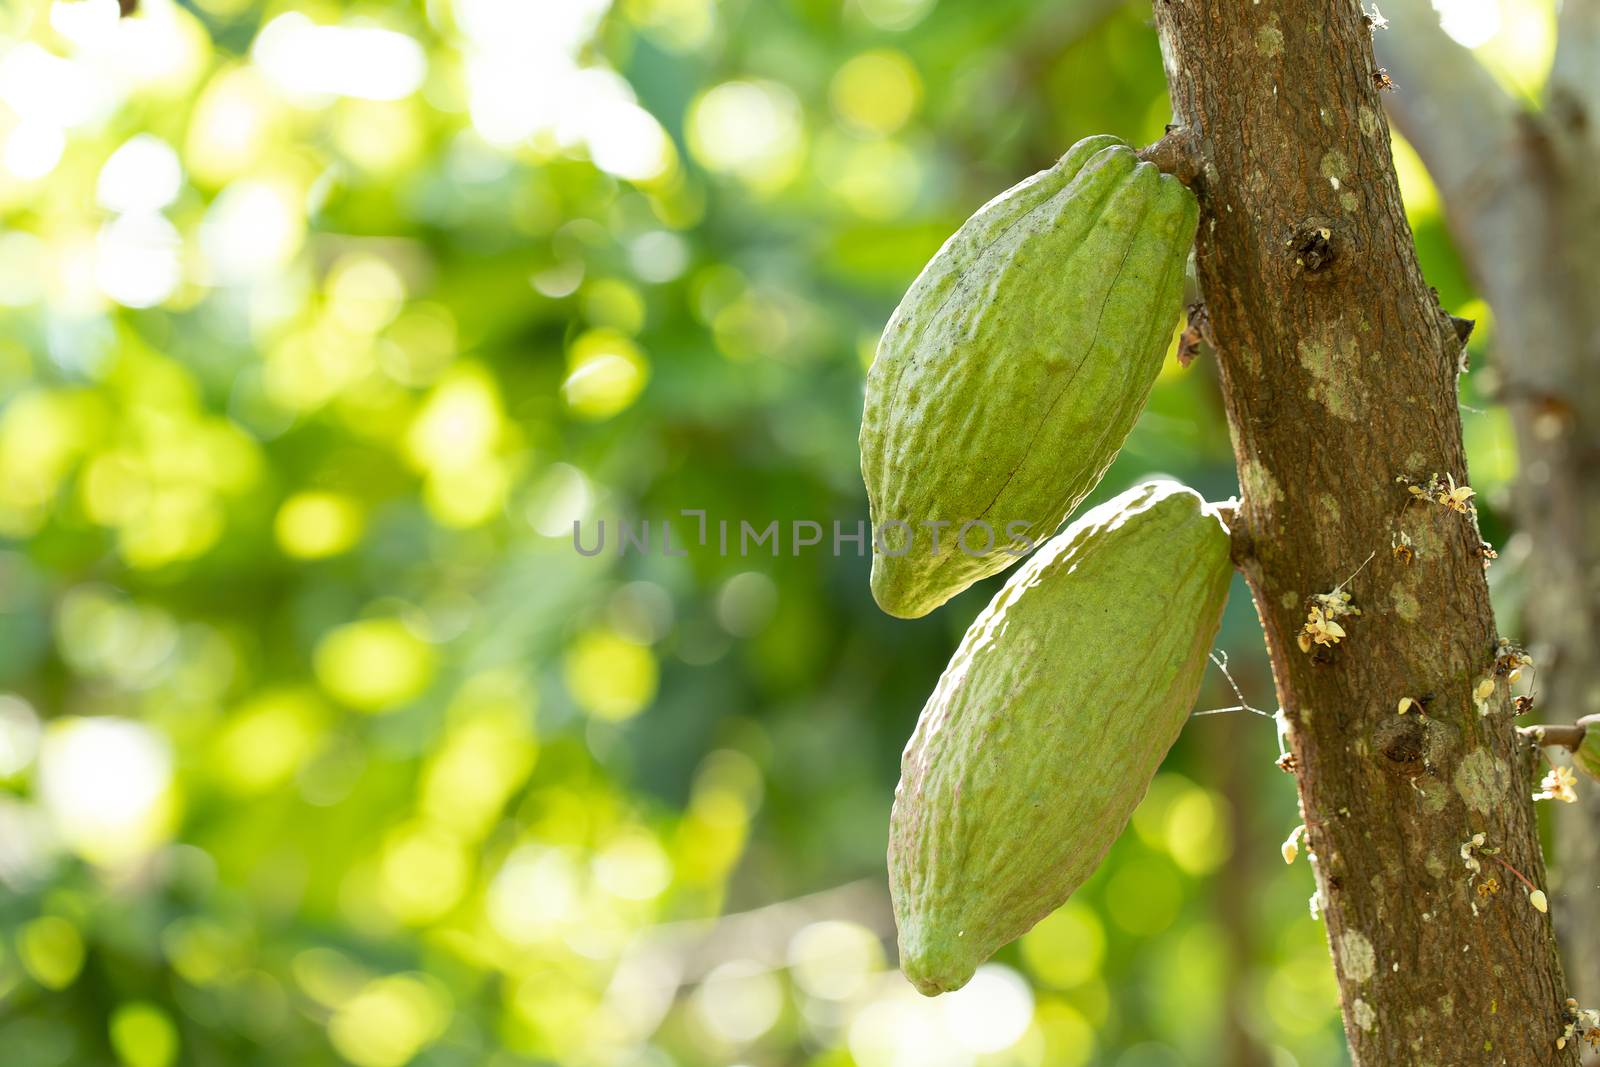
<box><xmin>1138</xmin><ymin>126</ymin><xmax>1201</xmax><ymax>189</ymax></box>
<box><xmin>1522</xmin><ymin>720</ymin><xmax>1592</xmax><ymax>752</ymax></box>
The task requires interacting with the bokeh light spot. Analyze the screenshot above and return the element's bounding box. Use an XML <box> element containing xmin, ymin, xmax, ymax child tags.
<box><xmin>213</xmin><ymin>688</ymin><xmax>326</xmax><ymax>793</ymax></box>
<box><xmin>830</xmin><ymin>50</ymin><xmax>922</xmax><ymax>136</ymax></box>
<box><xmin>692</xmin><ymin>960</ymin><xmax>783</xmax><ymax>1045</ymax></box>
<box><xmin>0</xmin><ymin>695</ymin><xmax>42</xmax><ymax>778</ymax></box>
<box><xmin>95</xmin><ymin>213</ymin><xmax>183</xmax><ymax>309</ymax></box>
<box><xmin>562</xmin><ymin>330</ymin><xmax>649</xmax><ymax>420</ymax></box>
<box><xmin>562</xmin><ymin>629</ymin><xmax>658</xmax><ymax>721</ymax></box>
<box><xmin>788</xmin><ymin>920</ymin><xmax>884</xmax><ymax>1000</ymax></box>
<box><xmin>1165</xmin><ymin>786</ymin><xmax>1232</xmax><ymax>875</ymax></box>
<box><xmin>1020</xmin><ymin>901</ymin><xmax>1105</xmax><ymax>989</ymax></box>
<box><xmin>97</xmin><ymin>135</ymin><xmax>183</xmax><ymax>213</ymax></box>
<box><xmin>1104</xmin><ymin>854</ymin><xmax>1184</xmax><ymax>937</ymax></box>
<box><xmin>109</xmin><ymin>1002</ymin><xmax>179</xmax><ymax>1067</ymax></box>
<box><xmin>314</xmin><ymin>618</ymin><xmax>436</xmax><ymax>712</ymax></box>
<box><xmin>687</xmin><ymin>80</ymin><xmax>806</xmax><ymax>191</ymax></box>
<box><xmin>37</xmin><ymin>717</ymin><xmax>174</xmax><ymax>865</ymax></box>
<box><xmin>592</xmin><ymin>832</ymin><xmax>672</xmax><ymax>901</ymax></box>
<box><xmin>326</xmin><ymin>255</ymin><xmax>407</xmax><ymax>335</ymax></box>
<box><xmin>379</xmin><ymin>822</ymin><xmax>471</xmax><ymax>924</ymax></box>
<box><xmin>252</xmin><ymin>14</ymin><xmax>426</xmax><ymax>102</ymax></box>
<box><xmin>941</xmin><ymin>964</ymin><xmax>1034</xmax><ymax>1054</ymax></box>
<box><xmin>848</xmin><ymin>0</ymin><xmax>935</xmax><ymax>31</ymax></box>
<box><xmin>18</xmin><ymin>916</ymin><xmax>85</xmax><ymax>991</ymax></box>
<box><xmin>275</xmin><ymin>491</ymin><xmax>365</xmax><ymax>559</ymax></box>
<box><xmin>327</xmin><ymin>974</ymin><xmax>451</xmax><ymax>1067</ymax></box>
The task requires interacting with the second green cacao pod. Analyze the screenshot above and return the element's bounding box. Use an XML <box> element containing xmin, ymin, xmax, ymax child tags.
<box><xmin>889</xmin><ymin>481</ymin><xmax>1232</xmax><ymax>996</ymax></box>
<box><xmin>860</xmin><ymin>135</ymin><xmax>1199</xmax><ymax>619</ymax></box>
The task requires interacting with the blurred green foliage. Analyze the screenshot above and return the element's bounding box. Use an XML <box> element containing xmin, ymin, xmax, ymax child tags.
<box><xmin>0</xmin><ymin>0</ymin><xmax>1544</xmax><ymax>1065</ymax></box>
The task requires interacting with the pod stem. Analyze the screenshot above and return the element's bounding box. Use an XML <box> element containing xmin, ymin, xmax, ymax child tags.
<box><xmin>1136</xmin><ymin>126</ymin><xmax>1201</xmax><ymax>189</ymax></box>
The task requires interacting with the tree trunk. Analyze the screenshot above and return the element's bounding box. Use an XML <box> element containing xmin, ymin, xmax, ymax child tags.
<box><xmin>1148</xmin><ymin>2</ymin><xmax>1577</xmax><ymax>1062</ymax></box>
<box><xmin>1372</xmin><ymin>0</ymin><xmax>1600</xmax><ymax>1015</ymax></box>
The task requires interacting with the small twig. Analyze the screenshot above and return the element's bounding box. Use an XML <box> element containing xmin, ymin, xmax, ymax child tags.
<box><xmin>1339</xmin><ymin>548</ymin><xmax>1378</xmax><ymax>590</ymax></box>
<box><xmin>1194</xmin><ymin>651</ymin><xmax>1275</xmax><ymax>718</ymax></box>
<box><xmin>1487</xmin><ymin>853</ymin><xmax>1539</xmax><ymax>895</ymax></box>
<box><xmin>1520</xmin><ymin>721</ymin><xmax>1590</xmax><ymax>752</ymax></box>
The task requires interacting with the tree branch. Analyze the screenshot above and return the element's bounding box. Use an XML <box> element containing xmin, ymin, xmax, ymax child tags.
<box><xmin>1523</xmin><ymin>723</ymin><xmax>1590</xmax><ymax>752</ymax></box>
<box><xmin>1150</xmin><ymin>1</ymin><xmax>1577</xmax><ymax>1061</ymax></box>
<box><xmin>1371</xmin><ymin>0</ymin><xmax>1581</xmax><ymax>403</ymax></box>
<box><xmin>1370</xmin><ymin>0</ymin><xmax>1546</xmax><ymax>268</ymax></box>
<box><xmin>1551</xmin><ymin>0</ymin><xmax>1600</xmax><ymax>135</ymax></box>
<box><xmin>1375</xmin><ymin>0</ymin><xmax>1600</xmax><ymax>1017</ymax></box>
<box><xmin>1371</xmin><ymin>0</ymin><xmax>1523</xmax><ymax>198</ymax></box>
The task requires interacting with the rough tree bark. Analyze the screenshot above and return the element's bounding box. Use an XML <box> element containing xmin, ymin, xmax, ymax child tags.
<box><xmin>1373</xmin><ymin>0</ymin><xmax>1600</xmax><ymax>1013</ymax></box>
<box><xmin>1148</xmin><ymin>1</ymin><xmax>1578</xmax><ymax>1062</ymax></box>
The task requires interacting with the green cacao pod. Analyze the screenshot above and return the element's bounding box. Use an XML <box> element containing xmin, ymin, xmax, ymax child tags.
<box><xmin>889</xmin><ymin>480</ymin><xmax>1231</xmax><ymax>995</ymax></box>
<box><xmin>860</xmin><ymin>136</ymin><xmax>1199</xmax><ymax>619</ymax></box>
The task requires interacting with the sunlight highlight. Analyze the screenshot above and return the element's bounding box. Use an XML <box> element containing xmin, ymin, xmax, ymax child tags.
<box><xmin>1434</xmin><ymin>0</ymin><xmax>1501</xmax><ymax>48</ymax></box>
<box><xmin>97</xmin><ymin>135</ymin><xmax>183</xmax><ymax>213</ymax></box>
<box><xmin>36</xmin><ymin>717</ymin><xmax>174</xmax><ymax>865</ymax></box>
<box><xmin>252</xmin><ymin>14</ymin><xmax>426</xmax><ymax>101</ymax></box>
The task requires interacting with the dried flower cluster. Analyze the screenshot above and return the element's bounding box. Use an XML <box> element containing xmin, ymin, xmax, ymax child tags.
<box><xmin>1404</xmin><ymin>472</ymin><xmax>1477</xmax><ymax>516</ymax></box>
<box><xmin>1476</xmin><ymin>540</ymin><xmax>1498</xmax><ymax>569</ymax></box>
<box><xmin>1460</xmin><ymin>832</ymin><xmax>1486</xmax><ymax>876</ymax></box>
<box><xmin>1462</xmin><ymin>833</ymin><xmax>1549</xmax><ymax>914</ymax></box>
<box><xmin>1296</xmin><ymin>588</ymin><xmax>1360</xmax><ymax>653</ymax></box>
<box><xmin>1494</xmin><ymin>638</ymin><xmax>1533</xmax><ymax>682</ymax></box>
<box><xmin>1557</xmin><ymin>1001</ymin><xmax>1600</xmax><ymax>1052</ymax></box>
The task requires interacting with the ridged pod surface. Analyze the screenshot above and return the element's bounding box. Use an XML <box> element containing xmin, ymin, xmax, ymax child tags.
<box><xmin>889</xmin><ymin>481</ymin><xmax>1232</xmax><ymax>995</ymax></box>
<box><xmin>860</xmin><ymin>136</ymin><xmax>1199</xmax><ymax>618</ymax></box>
